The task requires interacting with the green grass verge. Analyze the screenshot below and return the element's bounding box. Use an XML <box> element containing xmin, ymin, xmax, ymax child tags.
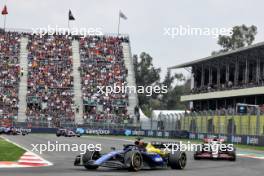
<box><xmin>0</xmin><ymin>137</ymin><xmax>25</xmax><ymax>161</ymax></box>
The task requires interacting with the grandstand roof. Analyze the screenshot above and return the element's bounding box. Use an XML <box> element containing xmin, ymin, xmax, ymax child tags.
<box><xmin>169</xmin><ymin>41</ymin><xmax>264</xmax><ymax>69</ymax></box>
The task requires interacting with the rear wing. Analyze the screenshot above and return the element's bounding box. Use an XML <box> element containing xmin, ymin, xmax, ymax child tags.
<box><xmin>204</xmin><ymin>138</ymin><xmax>225</xmax><ymax>143</ymax></box>
<box><xmin>151</xmin><ymin>141</ymin><xmax>180</xmax><ymax>149</ymax></box>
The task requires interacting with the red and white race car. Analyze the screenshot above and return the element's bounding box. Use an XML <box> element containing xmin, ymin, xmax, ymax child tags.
<box><xmin>193</xmin><ymin>137</ymin><xmax>236</xmax><ymax>161</ymax></box>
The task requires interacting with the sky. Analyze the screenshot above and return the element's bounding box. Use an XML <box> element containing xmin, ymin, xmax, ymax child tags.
<box><xmin>1</xmin><ymin>0</ymin><xmax>264</xmax><ymax>79</ymax></box>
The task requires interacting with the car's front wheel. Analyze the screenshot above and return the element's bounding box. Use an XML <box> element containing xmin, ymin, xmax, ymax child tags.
<box><xmin>124</xmin><ymin>151</ymin><xmax>143</xmax><ymax>171</ymax></box>
<box><xmin>83</xmin><ymin>151</ymin><xmax>100</xmax><ymax>170</ymax></box>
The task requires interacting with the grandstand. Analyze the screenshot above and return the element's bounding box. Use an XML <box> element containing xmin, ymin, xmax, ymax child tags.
<box><xmin>0</xmin><ymin>30</ymin><xmax>21</xmax><ymax>126</ymax></box>
<box><xmin>79</xmin><ymin>36</ymin><xmax>130</xmax><ymax>124</ymax></box>
<box><xmin>0</xmin><ymin>29</ymin><xmax>138</xmax><ymax>127</ymax></box>
<box><xmin>170</xmin><ymin>42</ymin><xmax>264</xmax><ymax>136</ymax></box>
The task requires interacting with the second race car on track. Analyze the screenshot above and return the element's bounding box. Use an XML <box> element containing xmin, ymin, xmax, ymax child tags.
<box><xmin>74</xmin><ymin>138</ymin><xmax>187</xmax><ymax>171</ymax></box>
<box><xmin>193</xmin><ymin>137</ymin><xmax>236</xmax><ymax>161</ymax></box>
<box><xmin>0</xmin><ymin>126</ymin><xmax>29</xmax><ymax>136</ymax></box>
<box><xmin>56</xmin><ymin>128</ymin><xmax>81</xmax><ymax>137</ymax></box>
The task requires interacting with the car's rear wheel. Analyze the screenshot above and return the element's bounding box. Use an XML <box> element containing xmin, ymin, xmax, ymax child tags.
<box><xmin>193</xmin><ymin>153</ymin><xmax>201</xmax><ymax>160</ymax></box>
<box><xmin>124</xmin><ymin>151</ymin><xmax>142</xmax><ymax>171</ymax></box>
<box><xmin>83</xmin><ymin>151</ymin><xmax>100</xmax><ymax>170</ymax></box>
<box><xmin>169</xmin><ymin>151</ymin><xmax>187</xmax><ymax>169</ymax></box>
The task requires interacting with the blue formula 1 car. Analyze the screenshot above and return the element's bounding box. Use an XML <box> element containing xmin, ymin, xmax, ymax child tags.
<box><xmin>74</xmin><ymin>138</ymin><xmax>187</xmax><ymax>171</ymax></box>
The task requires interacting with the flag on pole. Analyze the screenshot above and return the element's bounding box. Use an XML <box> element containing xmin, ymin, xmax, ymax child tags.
<box><xmin>68</xmin><ymin>10</ymin><xmax>75</xmax><ymax>20</ymax></box>
<box><xmin>119</xmin><ymin>11</ymin><xmax>127</xmax><ymax>20</ymax></box>
<box><xmin>1</xmin><ymin>5</ymin><xmax>8</xmax><ymax>15</ymax></box>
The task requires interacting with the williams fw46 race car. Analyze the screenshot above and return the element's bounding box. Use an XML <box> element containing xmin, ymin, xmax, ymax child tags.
<box><xmin>193</xmin><ymin>137</ymin><xmax>236</xmax><ymax>161</ymax></box>
<box><xmin>74</xmin><ymin>138</ymin><xmax>187</xmax><ymax>171</ymax></box>
<box><xmin>56</xmin><ymin>128</ymin><xmax>81</xmax><ymax>137</ymax></box>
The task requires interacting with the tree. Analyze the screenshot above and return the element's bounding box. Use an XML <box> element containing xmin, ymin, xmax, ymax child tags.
<box><xmin>134</xmin><ymin>52</ymin><xmax>161</xmax><ymax>87</ymax></box>
<box><xmin>160</xmin><ymin>72</ymin><xmax>187</xmax><ymax>110</ymax></box>
<box><xmin>212</xmin><ymin>25</ymin><xmax>257</xmax><ymax>55</ymax></box>
<box><xmin>163</xmin><ymin>70</ymin><xmax>174</xmax><ymax>90</ymax></box>
<box><xmin>174</xmin><ymin>73</ymin><xmax>185</xmax><ymax>85</ymax></box>
<box><xmin>133</xmin><ymin>52</ymin><xmax>161</xmax><ymax>115</ymax></box>
<box><xmin>133</xmin><ymin>52</ymin><xmax>189</xmax><ymax>116</ymax></box>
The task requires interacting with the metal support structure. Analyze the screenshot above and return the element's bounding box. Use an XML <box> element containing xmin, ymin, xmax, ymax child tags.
<box><xmin>192</xmin><ymin>66</ymin><xmax>196</xmax><ymax>89</ymax></box>
<box><xmin>217</xmin><ymin>63</ymin><xmax>221</xmax><ymax>87</ymax></box>
<box><xmin>231</xmin><ymin>111</ymin><xmax>235</xmax><ymax>137</ymax></box>
<box><xmin>205</xmin><ymin>112</ymin><xmax>208</xmax><ymax>133</ymax></box>
<box><xmin>234</xmin><ymin>58</ymin><xmax>239</xmax><ymax>86</ymax></box>
<box><xmin>226</xmin><ymin>63</ymin><xmax>230</xmax><ymax>83</ymax></box>
<box><xmin>224</xmin><ymin>110</ymin><xmax>228</xmax><ymax>135</ymax></box>
<box><xmin>262</xmin><ymin>60</ymin><xmax>264</xmax><ymax>79</ymax></box>
<box><xmin>256</xmin><ymin>57</ymin><xmax>260</xmax><ymax>84</ymax></box>
<box><xmin>218</xmin><ymin>114</ymin><xmax>221</xmax><ymax>134</ymax></box>
<box><xmin>209</xmin><ymin>65</ymin><xmax>212</xmax><ymax>85</ymax></box>
<box><xmin>245</xmin><ymin>58</ymin><xmax>249</xmax><ymax>84</ymax></box>
<box><xmin>200</xmin><ymin>113</ymin><xmax>203</xmax><ymax>133</ymax></box>
<box><xmin>256</xmin><ymin>107</ymin><xmax>260</xmax><ymax>136</ymax></box>
<box><xmin>201</xmin><ymin>64</ymin><xmax>205</xmax><ymax>87</ymax></box>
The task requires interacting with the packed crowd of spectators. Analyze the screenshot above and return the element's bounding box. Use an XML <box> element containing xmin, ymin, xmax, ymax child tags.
<box><xmin>0</xmin><ymin>31</ymin><xmax>132</xmax><ymax>126</ymax></box>
<box><xmin>26</xmin><ymin>34</ymin><xmax>75</xmax><ymax>126</ymax></box>
<box><xmin>0</xmin><ymin>31</ymin><xmax>21</xmax><ymax>121</ymax></box>
<box><xmin>190</xmin><ymin>79</ymin><xmax>264</xmax><ymax>94</ymax></box>
<box><xmin>191</xmin><ymin>104</ymin><xmax>264</xmax><ymax>116</ymax></box>
<box><xmin>79</xmin><ymin>36</ymin><xmax>130</xmax><ymax>123</ymax></box>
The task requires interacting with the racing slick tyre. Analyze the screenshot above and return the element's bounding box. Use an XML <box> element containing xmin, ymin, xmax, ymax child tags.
<box><xmin>193</xmin><ymin>153</ymin><xmax>201</xmax><ymax>160</ymax></box>
<box><xmin>169</xmin><ymin>151</ymin><xmax>187</xmax><ymax>170</ymax></box>
<box><xmin>56</xmin><ymin>132</ymin><xmax>61</xmax><ymax>137</ymax></box>
<box><xmin>193</xmin><ymin>145</ymin><xmax>203</xmax><ymax>160</ymax></box>
<box><xmin>228</xmin><ymin>151</ymin><xmax>236</xmax><ymax>161</ymax></box>
<box><xmin>83</xmin><ymin>151</ymin><xmax>100</xmax><ymax>170</ymax></box>
<box><xmin>124</xmin><ymin>150</ymin><xmax>143</xmax><ymax>171</ymax></box>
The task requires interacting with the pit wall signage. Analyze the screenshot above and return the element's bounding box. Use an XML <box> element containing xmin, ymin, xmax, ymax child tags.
<box><xmin>246</xmin><ymin>136</ymin><xmax>259</xmax><ymax>145</ymax></box>
<box><xmin>27</xmin><ymin>127</ymin><xmax>264</xmax><ymax>146</ymax></box>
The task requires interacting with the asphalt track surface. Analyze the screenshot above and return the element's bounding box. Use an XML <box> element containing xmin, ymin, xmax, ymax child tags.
<box><xmin>0</xmin><ymin>134</ymin><xmax>264</xmax><ymax>176</ymax></box>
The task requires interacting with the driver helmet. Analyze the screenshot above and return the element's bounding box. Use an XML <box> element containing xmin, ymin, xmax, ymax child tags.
<box><xmin>213</xmin><ymin>136</ymin><xmax>218</xmax><ymax>141</ymax></box>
